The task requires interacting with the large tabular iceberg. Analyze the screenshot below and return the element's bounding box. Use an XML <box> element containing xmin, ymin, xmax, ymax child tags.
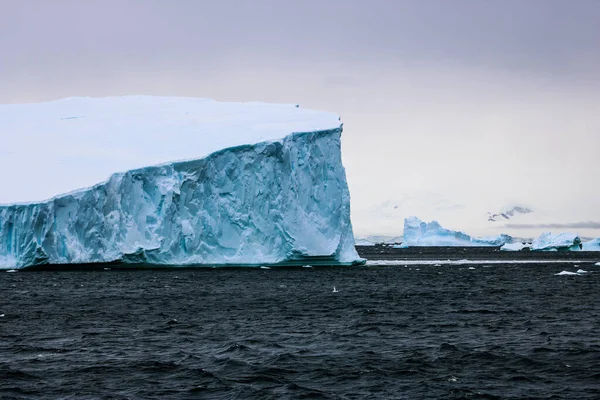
<box><xmin>0</xmin><ymin>96</ymin><xmax>362</xmax><ymax>269</ymax></box>
<box><xmin>402</xmin><ymin>216</ymin><xmax>511</xmax><ymax>247</ymax></box>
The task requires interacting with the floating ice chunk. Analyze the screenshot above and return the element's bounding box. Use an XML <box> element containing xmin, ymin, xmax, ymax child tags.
<box><xmin>555</xmin><ymin>271</ymin><xmax>578</xmax><ymax>276</ymax></box>
<box><xmin>468</xmin><ymin>267</ymin><xmax>475</xmax><ymax>270</ymax></box>
<box><xmin>0</xmin><ymin>97</ymin><xmax>362</xmax><ymax>269</ymax></box>
<box><xmin>576</xmin><ymin>269</ymin><xmax>588</xmax><ymax>274</ymax></box>
<box><xmin>6</xmin><ymin>270</ymin><xmax>17</xmax><ymax>273</ymax></box>
<box><xmin>531</xmin><ymin>232</ymin><xmax>581</xmax><ymax>251</ymax></box>
<box><xmin>595</xmin><ymin>262</ymin><xmax>600</xmax><ymax>266</ymax></box>
<box><xmin>500</xmin><ymin>242</ymin><xmax>528</xmax><ymax>251</ymax></box>
<box><xmin>402</xmin><ymin>217</ymin><xmax>511</xmax><ymax>247</ymax></box>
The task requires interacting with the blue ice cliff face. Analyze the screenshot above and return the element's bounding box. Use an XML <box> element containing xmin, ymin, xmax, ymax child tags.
<box><xmin>402</xmin><ymin>216</ymin><xmax>511</xmax><ymax>247</ymax></box>
<box><xmin>0</xmin><ymin>128</ymin><xmax>362</xmax><ymax>269</ymax></box>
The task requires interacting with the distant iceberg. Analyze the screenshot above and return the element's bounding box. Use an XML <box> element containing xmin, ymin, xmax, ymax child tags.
<box><xmin>355</xmin><ymin>238</ymin><xmax>376</xmax><ymax>246</ymax></box>
<box><xmin>502</xmin><ymin>233</ymin><xmax>599</xmax><ymax>252</ymax></box>
<box><xmin>531</xmin><ymin>232</ymin><xmax>581</xmax><ymax>251</ymax></box>
<box><xmin>500</xmin><ymin>242</ymin><xmax>528</xmax><ymax>251</ymax></box>
<box><xmin>582</xmin><ymin>238</ymin><xmax>600</xmax><ymax>251</ymax></box>
<box><xmin>402</xmin><ymin>216</ymin><xmax>511</xmax><ymax>247</ymax></box>
<box><xmin>0</xmin><ymin>96</ymin><xmax>362</xmax><ymax>269</ymax></box>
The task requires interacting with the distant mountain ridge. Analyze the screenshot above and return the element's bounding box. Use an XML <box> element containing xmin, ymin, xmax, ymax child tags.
<box><xmin>487</xmin><ymin>206</ymin><xmax>533</xmax><ymax>222</ymax></box>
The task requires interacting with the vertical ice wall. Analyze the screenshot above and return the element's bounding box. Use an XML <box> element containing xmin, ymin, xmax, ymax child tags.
<box><xmin>0</xmin><ymin>128</ymin><xmax>362</xmax><ymax>268</ymax></box>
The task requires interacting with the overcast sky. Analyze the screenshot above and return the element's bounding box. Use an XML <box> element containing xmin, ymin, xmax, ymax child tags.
<box><xmin>1</xmin><ymin>0</ymin><xmax>599</xmax><ymax>237</ymax></box>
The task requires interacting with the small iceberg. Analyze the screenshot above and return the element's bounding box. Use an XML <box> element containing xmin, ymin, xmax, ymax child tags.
<box><xmin>582</xmin><ymin>238</ymin><xmax>600</xmax><ymax>251</ymax></box>
<box><xmin>500</xmin><ymin>242</ymin><xmax>527</xmax><ymax>251</ymax></box>
<box><xmin>576</xmin><ymin>269</ymin><xmax>588</xmax><ymax>274</ymax></box>
<box><xmin>6</xmin><ymin>270</ymin><xmax>17</xmax><ymax>273</ymax></box>
<box><xmin>555</xmin><ymin>271</ymin><xmax>578</xmax><ymax>276</ymax></box>
<box><xmin>332</xmin><ymin>286</ymin><xmax>339</xmax><ymax>293</ymax></box>
<box><xmin>595</xmin><ymin>262</ymin><xmax>600</xmax><ymax>266</ymax></box>
<box><xmin>532</xmin><ymin>232</ymin><xmax>581</xmax><ymax>251</ymax></box>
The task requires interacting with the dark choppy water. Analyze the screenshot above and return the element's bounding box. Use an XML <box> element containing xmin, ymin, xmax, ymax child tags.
<box><xmin>1</xmin><ymin>263</ymin><xmax>599</xmax><ymax>399</ymax></box>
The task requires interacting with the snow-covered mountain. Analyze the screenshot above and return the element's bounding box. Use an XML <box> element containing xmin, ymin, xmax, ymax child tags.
<box><xmin>487</xmin><ymin>206</ymin><xmax>533</xmax><ymax>222</ymax></box>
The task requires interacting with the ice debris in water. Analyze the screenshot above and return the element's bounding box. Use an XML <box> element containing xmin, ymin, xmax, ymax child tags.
<box><xmin>0</xmin><ymin>96</ymin><xmax>363</xmax><ymax>269</ymax></box>
<box><xmin>555</xmin><ymin>271</ymin><xmax>578</xmax><ymax>276</ymax></box>
<box><xmin>576</xmin><ymin>269</ymin><xmax>588</xmax><ymax>274</ymax></box>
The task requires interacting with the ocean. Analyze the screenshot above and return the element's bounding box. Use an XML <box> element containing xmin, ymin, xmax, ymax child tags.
<box><xmin>1</xmin><ymin>258</ymin><xmax>599</xmax><ymax>399</ymax></box>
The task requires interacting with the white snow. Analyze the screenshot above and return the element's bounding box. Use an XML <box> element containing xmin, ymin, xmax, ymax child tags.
<box><xmin>0</xmin><ymin>96</ymin><xmax>341</xmax><ymax>204</ymax></box>
<box><xmin>531</xmin><ymin>232</ymin><xmax>581</xmax><ymax>251</ymax></box>
<box><xmin>402</xmin><ymin>216</ymin><xmax>511</xmax><ymax>247</ymax></box>
<box><xmin>0</xmin><ymin>96</ymin><xmax>361</xmax><ymax>268</ymax></box>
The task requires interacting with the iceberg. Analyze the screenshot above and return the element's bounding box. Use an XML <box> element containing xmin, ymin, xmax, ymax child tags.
<box><xmin>582</xmin><ymin>238</ymin><xmax>600</xmax><ymax>251</ymax></box>
<box><xmin>500</xmin><ymin>242</ymin><xmax>528</xmax><ymax>251</ymax></box>
<box><xmin>531</xmin><ymin>232</ymin><xmax>581</xmax><ymax>251</ymax></box>
<box><xmin>0</xmin><ymin>96</ymin><xmax>362</xmax><ymax>269</ymax></box>
<box><xmin>402</xmin><ymin>217</ymin><xmax>511</xmax><ymax>247</ymax></box>
<box><xmin>355</xmin><ymin>238</ymin><xmax>376</xmax><ymax>246</ymax></box>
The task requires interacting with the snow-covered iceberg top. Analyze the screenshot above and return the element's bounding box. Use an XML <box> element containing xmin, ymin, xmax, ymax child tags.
<box><xmin>0</xmin><ymin>96</ymin><xmax>362</xmax><ymax>268</ymax></box>
<box><xmin>1</xmin><ymin>96</ymin><xmax>342</xmax><ymax>204</ymax></box>
<box><xmin>402</xmin><ymin>216</ymin><xmax>512</xmax><ymax>247</ymax></box>
<box><xmin>531</xmin><ymin>232</ymin><xmax>581</xmax><ymax>251</ymax></box>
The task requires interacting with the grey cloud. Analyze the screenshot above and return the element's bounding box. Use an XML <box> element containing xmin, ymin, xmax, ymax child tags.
<box><xmin>505</xmin><ymin>222</ymin><xmax>600</xmax><ymax>230</ymax></box>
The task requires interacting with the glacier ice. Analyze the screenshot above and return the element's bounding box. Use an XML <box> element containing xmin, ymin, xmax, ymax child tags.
<box><xmin>500</xmin><ymin>242</ymin><xmax>528</xmax><ymax>251</ymax></box>
<box><xmin>530</xmin><ymin>232</ymin><xmax>581</xmax><ymax>251</ymax></box>
<box><xmin>402</xmin><ymin>217</ymin><xmax>512</xmax><ymax>247</ymax></box>
<box><xmin>582</xmin><ymin>238</ymin><xmax>600</xmax><ymax>251</ymax></box>
<box><xmin>0</xmin><ymin>97</ymin><xmax>362</xmax><ymax>269</ymax></box>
